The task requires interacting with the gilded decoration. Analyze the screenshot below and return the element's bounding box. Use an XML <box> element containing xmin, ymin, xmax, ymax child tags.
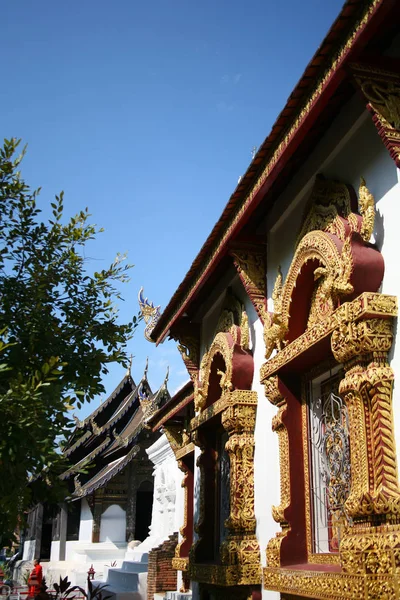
<box><xmin>173</xmin><ymin>459</ymin><xmax>193</xmax><ymax>578</ymax></box>
<box><xmin>264</xmin><ymin>376</ymin><xmax>290</xmax><ymax>526</ymax></box>
<box><xmin>230</xmin><ymin>242</ymin><xmax>268</xmax><ymax>325</ymax></box>
<box><xmin>331</xmin><ymin>318</ymin><xmax>400</xmax><ymax>521</ymax></box>
<box><xmin>351</xmin><ymin>60</ymin><xmax>400</xmax><ymax>170</ymax></box>
<box><xmin>264</xmin><ymin>266</ymin><xmax>288</xmax><ymax>359</ymax></box>
<box><xmin>175</xmin><ymin>330</ymin><xmax>200</xmax><ymax>383</ymax></box>
<box><xmin>260</xmin><ymin>292</ymin><xmax>397</xmax><ymax>383</ymax></box>
<box><xmin>263</xmin><ymin>300</ymin><xmax>400</xmax><ymax>595</ymax></box>
<box><xmin>261</xmin><ymin>168</ymin><xmax>399</xmax><ymax>596</ymax></box>
<box><xmin>263</xmin><ymin>177</ymin><xmax>378</xmax><ymax>357</ymax></box>
<box><xmin>195</xmin><ymin>293</ymin><xmax>251</xmax><ymax>412</ymax></box>
<box><xmin>190</xmin><ymin>319</ymin><xmax>260</xmax><ymax>587</ymax></box>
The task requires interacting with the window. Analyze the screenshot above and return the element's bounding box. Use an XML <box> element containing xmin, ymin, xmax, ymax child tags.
<box><xmin>308</xmin><ymin>368</ymin><xmax>351</xmax><ymax>554</ymax></box>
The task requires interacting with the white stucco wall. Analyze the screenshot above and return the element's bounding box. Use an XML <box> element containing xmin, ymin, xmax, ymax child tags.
<box><xmin>22</xmin><ymin>539</ymin><xmax>35</xmax><ymax>561</ymax></box>
<box><xmin>50</xmin><ymin>540</ymin><xmax>60</xmax><ymax>562</ymax></box>
<box><xmin>99</xmin><ymin>504</ymin><xmax>126</xmax><ymax>543</ymax></box>
<box><xmin>79</xmin><ymin>498</ymin><xmax>93</xmax><ymax>541</ymax></box>
<box><xmin>133</xmin><ymin>433</ymin><xmax>183</xmax><ymax>554</ymax></box>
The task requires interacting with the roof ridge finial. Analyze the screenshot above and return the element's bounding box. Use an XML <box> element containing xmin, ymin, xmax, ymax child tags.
<box><xmin>163</xmin><ymin>365</ymin><xmax>169</xmax><ymax>387</ymax></box>
<box><xmin>144</xmin><ymin>357</ymin><xmax>149</xmax><ymax>379</ymax></box>
<box><xmin>126</xmin><ymin>353</ymin><xmax>133</xmax><ymax>377</ymax></box>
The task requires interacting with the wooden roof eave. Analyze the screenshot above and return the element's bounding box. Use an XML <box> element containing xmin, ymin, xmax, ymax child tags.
<box><xmin>147</xmin><ymin>381</ymin><xmax>194</xmax><ymax>431</ymax></box>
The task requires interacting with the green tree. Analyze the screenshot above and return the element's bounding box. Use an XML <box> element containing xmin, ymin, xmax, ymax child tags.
<box><xmin>0</xmin><ymin>138</ymin><xmax>137</xmax><ymax>543</ymax></box>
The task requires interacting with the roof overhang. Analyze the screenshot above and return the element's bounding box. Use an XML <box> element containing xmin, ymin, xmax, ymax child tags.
<box><xmin>147</xmin><ymin>381</ymin><xmax>193</xmax><ymax>431</ymax></box>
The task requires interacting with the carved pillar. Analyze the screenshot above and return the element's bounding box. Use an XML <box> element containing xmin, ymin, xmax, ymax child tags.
<box><xmin>331</xmin><ymin>317</ymin><xmax>400</xmax><ymax>520</ymax></box>
<box><xmin>219</xmin><ymin>391</ymin><xmax>261</xmax><ymax>583</ymax></box>
<box><xmin>172</xmin><ymin>458</ymin><xmax>194</xmax><ymax>591</ymax></box>
<box><xmin>191</xmin><ymin>429</ymin><xmax>217</xmax><ymax>564</ymax></box>
<box><xmin>331</xmin><ymin>316</ymin><xmax>400</xmax><ymax>589</ymax></box>
<box><xmin>126</xmin><ymin>462</ymin><xmax>137</xmax><ymax>542</ymax></box>
<box><xmin>264</xmin><ymin>376</ymin><xmax>290</xmax><ymax>568</ymax></box>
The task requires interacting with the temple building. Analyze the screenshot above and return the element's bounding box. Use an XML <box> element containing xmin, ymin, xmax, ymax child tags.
<box><xmin>20</xmin><ymin>362</ymin><xmax>173</xmax><ymax>588</ymax></box>
<box><xmin>141</xmin><ymin>1</ymin><xmax>400</xmax><ymax>599</ymax></box>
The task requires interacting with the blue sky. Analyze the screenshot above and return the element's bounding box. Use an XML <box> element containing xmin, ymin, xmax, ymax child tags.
<box><xmin>2</xmin><ymin>0</ymin><xmax>344</xmax><ymax>417</ymax></box>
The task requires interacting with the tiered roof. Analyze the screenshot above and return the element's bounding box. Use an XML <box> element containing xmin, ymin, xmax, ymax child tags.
<box><xmin>62</xmin><ymin>362</ymin><xmax>170</xmax><ymax>498</ymax></box>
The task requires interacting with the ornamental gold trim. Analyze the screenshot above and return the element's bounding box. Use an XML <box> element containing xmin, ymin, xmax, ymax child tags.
<box><xmin>172</xmin><ymin>557</ymin><xmax>188</xmax><ymax>572</ymax></box>
<box><xmin>264</xmin><ymin>296</ymin><xmax>400</xmax><ymax>598</ymax></box>
<box><xmin>260</xmin><ymin>292</ymin><xmax>397</xmax><ymax>383</ymax></box>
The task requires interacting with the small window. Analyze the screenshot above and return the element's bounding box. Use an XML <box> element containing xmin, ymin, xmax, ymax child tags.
<box><xmin>308</xmin><ymin>368</ymin><xmax>351</xmax><ymax>554</ymax></box>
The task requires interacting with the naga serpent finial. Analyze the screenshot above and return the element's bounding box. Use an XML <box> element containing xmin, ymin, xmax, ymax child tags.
<box><xmin>138</xmin><ymin>287</ymin><xmax>161</xmax><ymax>342</ymax></box>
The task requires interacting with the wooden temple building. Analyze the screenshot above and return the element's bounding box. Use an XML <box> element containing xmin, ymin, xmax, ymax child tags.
<box><xmin>140</xmin><ymin>1</ymin><xmax>400</xmax><ymax>599</ymax></box>
<box><xmin>22</xmin><ymin>361</ymin><xmax>172</xmax><ymax>585</ymax></box>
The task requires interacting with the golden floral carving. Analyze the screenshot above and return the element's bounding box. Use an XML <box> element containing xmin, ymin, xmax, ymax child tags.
<box><xmin>358</xmin><ymin>177</ymin><xmax>375</xmax><ymax>242</ymax></box>
<box><xmin>240</xmin><ymin>310</ymin><xmax>250</xmax><ymax>351</ymax></box>
<box><xmin>264</xmin><ymin>567</ymin><xmax>365</xmax><ymax>598</ymax></box>
<box><xmin>331</xmin><ymin>318</ymin><xmax>393</xmax><ymax>365</ymax></box>
<box><xmin>189</xmin><ymin>561</ymin><xmax>261</xmax><ymax>587</ymax></box>
<box><xmin>264</xmin><ymin>229</ymin><xmax>355</xmax><ymax>360</ymax></box>
<box><xmin>263</xmin><ymin>287</ymin><xmax>400</xmax><ymax>597</ymax></box>
<box><xmin>297</xmin><ymin>176</ymin><xmax>375</xmax><ymax>246</ymax></box>
<box><xmin>163</xmin><ymin>425</ymin><xmax>185</xmax><ymax>454</ymax></box>
<box><xmin>337</xmin><ymin>340</ymin><xmax>400</xmax><ymax>521</ymax></box>
<box><xmin>351</xmin><ymin>61</ymin><xmax>400</xmax><ymax>170</ymax></box>
<box><xmin>230</xmin><ymin>243</ymin><xmax>268</xmax><ymax>324</ymax></box>
<box><xmin>297</xmin><ymin>176</ymin><xmax>353</xmax><ymax>244</ymax></box>
<box><xmin>359</xmin><ymin>79</ymin><xmax>400</xmax><ymax>130</ymax></box>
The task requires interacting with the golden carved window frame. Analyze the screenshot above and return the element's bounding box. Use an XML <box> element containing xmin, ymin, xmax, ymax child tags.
<box><xmin>189</xmin><ymin>324</ymin><xmax>262</xmax><ymax>588</ymax></box>
<box><xmin>262</xmin><ymin>292</ymin><xmax>400</xmax><ymax>599</ymax></box>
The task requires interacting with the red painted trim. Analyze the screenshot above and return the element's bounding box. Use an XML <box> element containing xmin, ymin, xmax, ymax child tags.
<box><xmin>278</xmin><ymin>377</ymin><xmax>308</xmax><ymax>566</ymax></box>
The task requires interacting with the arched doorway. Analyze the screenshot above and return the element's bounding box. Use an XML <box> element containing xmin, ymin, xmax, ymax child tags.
<box><xmin>134</xmin><ymin>480</ymin><xmax>153</xmax><ymax>541</ymax></box>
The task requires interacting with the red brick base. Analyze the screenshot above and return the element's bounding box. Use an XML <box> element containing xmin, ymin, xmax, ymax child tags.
<box><xmin>147</xmin><ymin>533</ymin><xmax>178</xmax><ymax>600</ymax></box>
